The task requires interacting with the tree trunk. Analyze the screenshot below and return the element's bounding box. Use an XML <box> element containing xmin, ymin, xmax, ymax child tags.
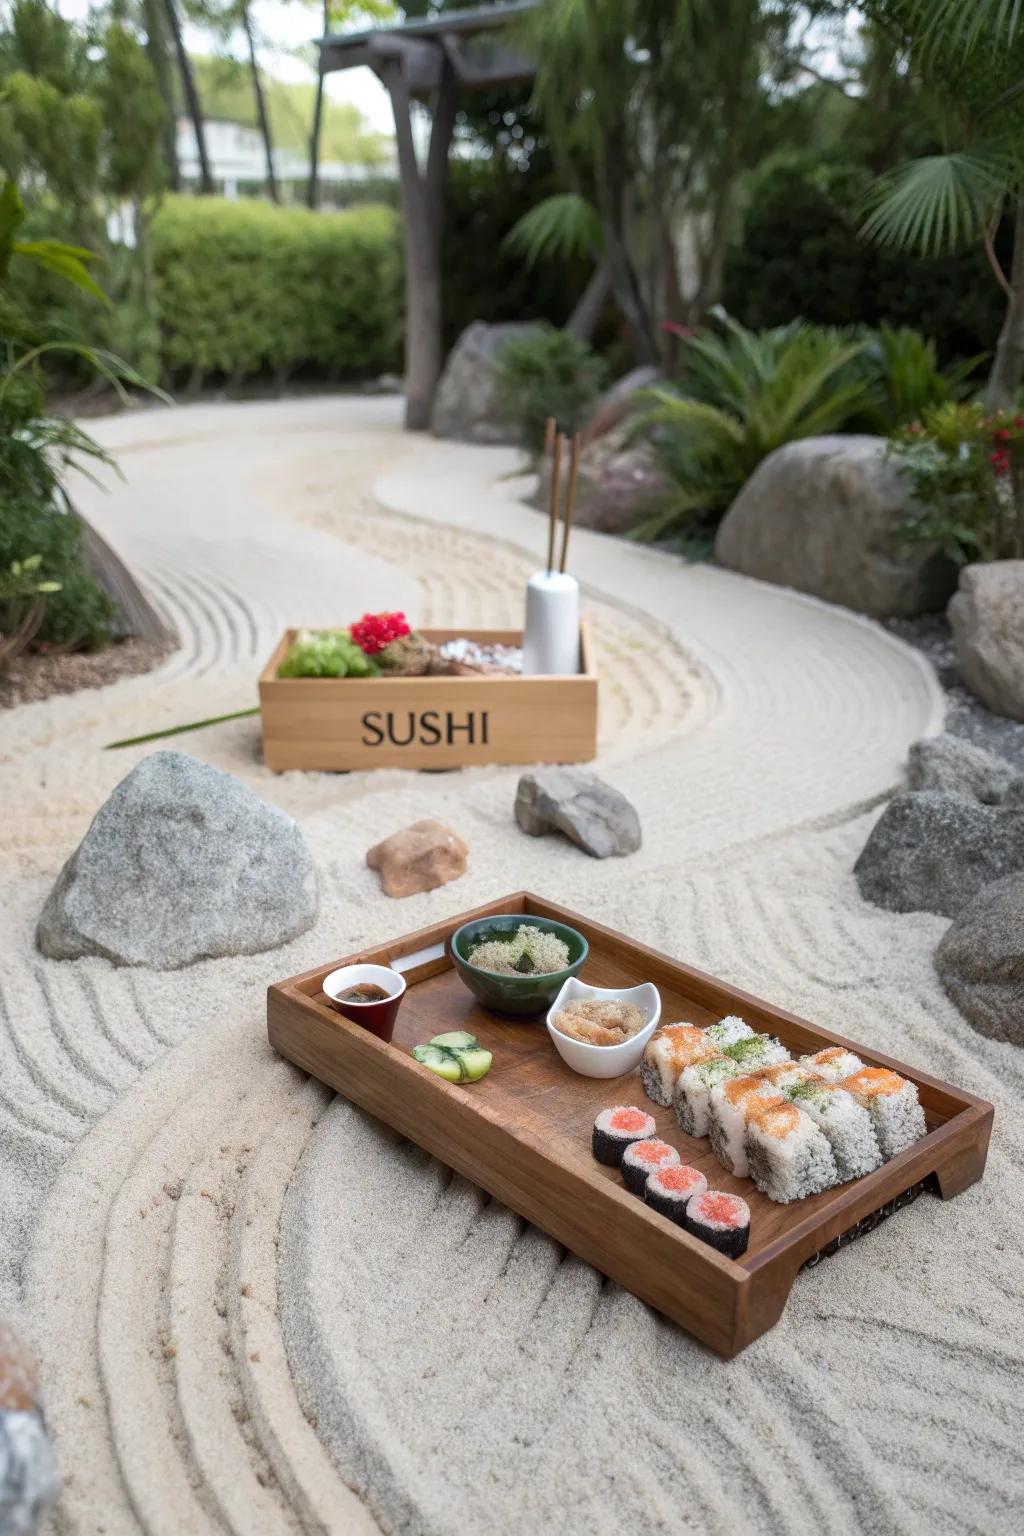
<box><xmin>243</xmin><ymin>3</ymin><xmax>278</xmax><ymax>204</ymax></box>
<box><xmin>382</xmin><ymin>56</ymin><xmax>457</xmax><ymax>431</ymax></box>
<box><xmin>142</xmin><ymin>0</ymin><xmax>180</xmax><ymax>191</ymax></box>
<box><xmin>307</xmin><ymin>0</ymin><xmax>328</xmax><ymax>209</ymax></box>
<box><xmin>565</xmin><ymin>260</ymin><xmax>611</xmax><ymax>344</ymax></box>
<box><xmin>162</xmin><ymin>0</ymin><xmax>213</xmax><ymax>194</ymax></box>
<box><xmin>987</xmin><ymin>196</ymin><xmax>1024</xmax><ymax>409</ymax></box>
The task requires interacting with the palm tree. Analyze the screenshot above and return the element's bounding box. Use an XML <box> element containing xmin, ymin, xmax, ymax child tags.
<box><xmin>860</xmin><ymin>0</ymin><xmax>1024</xmax><ymax>405</ymax></box>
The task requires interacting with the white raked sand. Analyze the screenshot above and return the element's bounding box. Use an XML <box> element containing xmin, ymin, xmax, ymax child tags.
<box><xmin>1</xmin><ymin>397</ymin><xmax>1020</xmax><ymax>1535</ymax></box>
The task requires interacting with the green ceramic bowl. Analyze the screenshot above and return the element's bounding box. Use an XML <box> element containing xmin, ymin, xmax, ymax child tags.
<box><xmin>449</xmin><ymin>914</ymin><xmax>589</xmax><ymax>1017</ymax></box>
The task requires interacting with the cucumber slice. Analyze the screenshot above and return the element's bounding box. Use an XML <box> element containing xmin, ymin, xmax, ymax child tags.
<box><xmin>411</xmin><ymin>1044</ymin><xmax>464</xmax><ymax>1082</ymax></box>
<box><xmin>453</xmin><ymin>1047</ymin><xmax>492</xmax><ymax>1083</ymax></box>
<box><xmin>429</xmin><ymin>1030</ymin><xmax>478</xmax><ymax>1050</ymax></box>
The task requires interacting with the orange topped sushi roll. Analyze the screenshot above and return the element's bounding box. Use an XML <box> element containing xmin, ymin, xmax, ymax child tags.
<box><xmin>840</xmin><ymin>1067</ymin><xmax>926</xmax><ymax>1160</ymax></box>
<box><xmin>640</xmin><ymin>1023</ymin><xmax>720</xmax><ymax>1107</ymax></box>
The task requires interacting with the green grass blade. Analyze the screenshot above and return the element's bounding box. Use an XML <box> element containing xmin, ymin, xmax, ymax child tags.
<box><xmin>104</xmin><ymin>706</ymin><xmax>260</xmax><ymax>750</ymax></box>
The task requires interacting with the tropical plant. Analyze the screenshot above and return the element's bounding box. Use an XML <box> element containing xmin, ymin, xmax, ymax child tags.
<box><xmin>0</xmin><ymin>550</ymin><xmax>60</xmax><ymax>672</ymax></box>
<box><xmin>858</xmin><ymin>324</ymin><xmax>983</xmax><ymax>429</ymax></box>
<box><xmin>888</xmin><ymin>401</ymin><xmax>1024</xmax><ymax>562</ymax></box>
<box><xmin>493</xmin><ymin>325</ymin><xmax>608</xmax><ymax>453</ymax></box>
<box><xmin>629</xmin><ymin>317</ymin><xmax>874</xmax><ymax>539</ymax></box>
<box><xmin>860</xmin><ymin>0</ymin><xmax>1024</xmax><ymax>405</ymax></box>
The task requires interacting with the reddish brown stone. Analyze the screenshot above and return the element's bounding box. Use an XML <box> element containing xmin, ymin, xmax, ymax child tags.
<box><xmin>366</xmin><ymin>820</ymin><xmax>469</xmax><ymax>898</ymax></box>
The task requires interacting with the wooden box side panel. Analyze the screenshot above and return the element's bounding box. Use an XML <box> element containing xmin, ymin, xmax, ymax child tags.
<box><xmin>268</xmin><ymin>984</ymin><xmax>746</xmax><ymax>1356</ymax></box>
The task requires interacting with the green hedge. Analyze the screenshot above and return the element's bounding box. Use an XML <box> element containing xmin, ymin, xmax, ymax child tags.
<box><xmin>151</xmin><ymin>196</ymin><xmax>403</xmax><ymax>383</ymax></box>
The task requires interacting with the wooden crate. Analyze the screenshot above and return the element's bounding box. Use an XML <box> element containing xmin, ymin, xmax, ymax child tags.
<box><xmin>258</xmin><ymin>627</ymin><xmax>598</xmax><ymax>772</ymax></box>
<box><xmin>267</xmin><ymin>892</ymin><xmax>993</xmax><ymax>1358</ymax></box>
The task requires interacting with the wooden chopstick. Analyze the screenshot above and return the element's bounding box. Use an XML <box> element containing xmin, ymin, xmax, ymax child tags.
<box><xmin>560</xmin><ymin>433</ymin><xmax>581</xmax><ymax>574</ymax></box>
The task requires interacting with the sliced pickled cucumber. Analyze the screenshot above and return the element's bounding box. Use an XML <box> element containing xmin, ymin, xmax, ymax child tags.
<box><xmin>454</xmin><ymin>1047</ymin><xmax>492</xmax><ymax>1082</ymax></box>
<box><xmin>429</xmin><ymin>1031</ymin><xmax>478</xmax><ymax>1050</ymax></box>
<box><xmin>411</xmin><ymin>1044</ymin><xmax>464</xmax><ymax>1082</ymax></box>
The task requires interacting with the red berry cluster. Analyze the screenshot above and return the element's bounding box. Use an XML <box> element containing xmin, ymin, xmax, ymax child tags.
<box><xmin>349</xmin><ymin>611</ymin><xmax>411</xmax><ymax>655</ymax></box>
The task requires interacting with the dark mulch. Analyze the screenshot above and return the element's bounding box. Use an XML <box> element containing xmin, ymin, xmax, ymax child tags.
<box><xmin>0</xmin><ymin>636</ymin><xmax>176</xmax><ymax>710</ymax></box>
<box><xmin>884</xmin><ymin>613</ymin><xmax>1024</xmax><ymax>772</ymax></box>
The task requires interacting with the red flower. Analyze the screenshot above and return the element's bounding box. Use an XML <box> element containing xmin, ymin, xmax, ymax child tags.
<box><xmin>350</xmin><ymin>611</ymin><xmax>411</xmax><ymax>654</ymax></box>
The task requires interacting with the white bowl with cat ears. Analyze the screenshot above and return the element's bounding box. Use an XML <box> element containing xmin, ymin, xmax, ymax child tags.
<box><xmin>546</xmin><ymin>978</ymin><xmax>661</xmax><ymax>1079</ymax></box>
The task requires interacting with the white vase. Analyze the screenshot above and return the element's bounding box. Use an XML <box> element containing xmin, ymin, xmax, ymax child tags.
<box><xmin>522</xmin><ymin>571</ymin><xmax>580</xmax><ymax>675</ymax></box>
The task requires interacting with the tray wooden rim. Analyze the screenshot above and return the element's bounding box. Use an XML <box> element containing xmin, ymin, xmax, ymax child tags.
<box><xmin>258</xmin><ymin>625</ymin><xmax>598</xmax><ymax>688</ymax></box>
<box><xmin>267</xmin><ymin>891</ymin><xmax>993</xmax><ymax>1355</ymax></box>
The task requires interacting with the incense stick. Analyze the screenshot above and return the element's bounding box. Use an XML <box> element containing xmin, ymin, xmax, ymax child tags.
<box><xmin>560</xmin><ymin>433</ymin><xmax>581</xmax><ymax>574</ymax></box>
<box><xmin>547</xmin><ymin>429</ymin><xmax>563</xmax><ymax>573</ymax></box>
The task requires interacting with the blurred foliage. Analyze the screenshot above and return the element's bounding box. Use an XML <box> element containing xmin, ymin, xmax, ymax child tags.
<box><xmin>494</xmin><ymin>323</ymin><xmax>608</xmax><ymax>452</ymax></box>
<box><xmin>889</xmin><ymin>402</ymin><xmax>1024</xmax><ymax>562</ymax></box>
<box><xmin>151</xmin><ymin>195</ymin><xmax>402</xmax><ymax>382</ymax></box>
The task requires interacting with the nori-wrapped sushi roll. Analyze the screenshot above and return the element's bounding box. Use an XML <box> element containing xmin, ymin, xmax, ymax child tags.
<box><xmin>705</xmin><ymin>1015</ymin><xmax>755</xmax><ymax>1051</ymax></box>
<box><xmin>674</xmin><ymin>1055</ymin><xmax>741</xmax><ymax>1138</ymax></box>
<box><xmin>621</xmin><ymin>1138</ymin><xmax>680</xmax><ymax>1196</ymax></box>
<box><xmin>684</xmin><ymin>1190</ymin><xmax>750</xmax><ymax>1259</ymax></box>
<box><xmin>644</xmin><ymin>1164</ymin><xmax>708</xmax><ymax>1224</ymax></box>
<box><xmin>798</xmin><ymin>1046</ymin><xmax>864</xmax><ymax>1083</ymax></box>
<box><xmin>592</xmin><ymin>1106</ymin><xmax>657</xmax><ymax>1167</ymax></box>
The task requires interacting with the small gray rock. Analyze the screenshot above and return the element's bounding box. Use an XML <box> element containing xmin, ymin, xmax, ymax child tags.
<box><xmin>907</xmin><ymin>733</ymin><xmax>1020</xmax><ymax>804</ymax></box>
<box><xmin>935</xmin><ymin>873</ymin><xmax>1024</xmax><ymax>1044</ymax></box>
<box><xmin>714</xmin><ymin>435</ymin><xmax>957</xmax><ymax>618</ymax></box>
<box><xmin>36</xmin><ymin>752</ymin><xmax>318</xmax><ymax>969</ymax></box>
<box><xmin>515</xmin><ymin>767</ymin><xmax>641</xmax><ymax>858</ymax></box>
<box><xmin>431</xmin><ymin>321</ymin><xmax>543</xmax><ymax>444</ymax></box>
<box><xmin>948</xmin><ymin>559</ymin><xmax>1024</xmax><ymax>723</ymax></box>
<box><xmin>854</xmin><ymin>791</ymin><xmax>1024</xmax><ymax>918</ymax></box>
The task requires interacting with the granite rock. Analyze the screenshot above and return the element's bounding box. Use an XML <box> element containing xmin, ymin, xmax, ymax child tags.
<box><xmin>714</xmin><ymin>435</ymin><xmax>957</xmax><ymax>617</ymax></box>
<box><xmin>854</xmin><ymin>791</ymin><xmax>1024</xmax><ymax>918</ymax></box>
<box><xmin>36</xmin><ymin>752</ymin><xmax>318</xmax><ymax>968</ymax></box>
<box><xmin>366</xmin><ymin>820</ymin><xmax>468</xmax><ymax>898</ymax></box>
<box><xmin>515</xmin><ymin>767</ymin><xmax>641</xmax><ymax>858</ymax></box>
<box><xmin>534</xmin><ymin>421</ymin><xmax>670</xmax><ymax>536</ymax></box>
<box><xmin>935</xmin><ymin>873</ymin><xmax>1024</xmax><ymax>1044</ymax></box>
<box><xmin>906</xmin><ymin>733</ymin><xmax>1021</xmax><ymax>805</ymax></box>
<box><xmin>0</xmin><ymin>1320</ymin><xmax>59</xmax><ymax>1535</ymax></box>
<box><xmin>431</xmin><ymin>321</ymin><xmax>542</xmax><ymax>444</ymax></box>
<box><xmin>948</xmin><ymin>560</ymin><xmax>1024</xmax><ymax>723</ymax></box>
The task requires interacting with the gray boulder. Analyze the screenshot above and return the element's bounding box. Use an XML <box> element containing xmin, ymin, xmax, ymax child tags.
<box><xmin>714</xmin><ymin>435</ymin><xmax>957</xmax><ymax>618</ymax></box>
<box><xmin>585</xmin><ymin>365</ymin><xmax>663</xmax><ymax>439</ymax></box>
<box><xmin>36</xmin><ymin>752</ymin><xmax>318</xmax><ymax>968</ymax></box>
<box><xmin>515</xmin><ymin>767</ymin><xmax>641</xmax><ymax>858</ymax></box>
<box><xmin>906</xmin><ymin>733</ymin><xmax>1021</xmax><ymax>804</ymax></box>
<box><xmin>948</xmin><ymin>560</ymin><xmax>1024</xmax><ymax>723</ymax></box>
<box><xmin>935</xmin><ymin>873</ymin><xmax>1024</xmax><ymax>1044</ymax></box>
<box><xmin>534</xmin><ymin>420</ymin><xmax>670</xmax><ymax>536</ymax></box>
<box><xmin>854</xmin><ymin>791</ymin><xmax>1024</xmax><ymax>918</ymax></box>
<box><xmin>431</xmin><ymin>321</ymin><xmax>542</xmax><ymax>444</ymax></box>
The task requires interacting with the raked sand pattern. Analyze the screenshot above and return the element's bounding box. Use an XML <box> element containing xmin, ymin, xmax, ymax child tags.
<box><xmin>2</xmin><ymin>396</ymin><xmax>1021</xmax><ymax>1535</ymax></box>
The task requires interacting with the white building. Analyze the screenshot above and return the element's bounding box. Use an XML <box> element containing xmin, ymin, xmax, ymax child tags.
<box><xmin>175</xmin><ymin>117</ymin><xmax>396</xmax><ymax>202</ymax></box>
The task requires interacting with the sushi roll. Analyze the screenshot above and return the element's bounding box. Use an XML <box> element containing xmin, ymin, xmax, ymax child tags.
<box><xmin>707</xmin><ymin>1071</ymin><xmax>781</xmax><ymax>1177</ymax></box>
<box><xmin>798</xmin><ymin>1046</ymin><xmax>864</xmax><ymax>1083</ymax></box>
<box><xmin>785</xmin><ymin>1081</ymin><xmax>882</xmax><ymax>1181</ymax></box>
<box><xmin>839</xmin><ymin>1067</ymin><xmax>927</xmax><ymax>1160</ymax></box>
<box><xmin>592</xmin><ymin>1105</ymin><xmax>657</xmax><ymax>1168</ymax></box>
<box><xmin>745</xmin><ymin>1095</ymin><xmax>839</xmax><ymax>1203</ymax></box>
<box><xmin>704</xmin><ymin>1015</ymin><xmax>755</xmax><ymax>1051</ymax></box>
<box><xmin>722</xmin><ymin>1032</ymin><xmax>791</xmax><ymax>1071</ymax></box>
<box><xmin>644</xmin><ymin>1164</ymin><xmax>708</xmax><ymax>1225</ymax></box>
<box><xmin>673</xmin><ymin>1056</ymin><xmax>741</xmax><ymax>1138</ymax></box>
<box><xmin>684</xmin><ymin>1190</ymin><xmax>750</xmax><ymax>1259</ymax></box>
<box><xmin>640</xmin><ymin>1023</ymin><xmax>720</xmax><ymax>1107</ymax></box>
<box><xmin>621</xmin><ymin>1138</ymin><xmax>680</xmax><ymax>1196</ymax></box>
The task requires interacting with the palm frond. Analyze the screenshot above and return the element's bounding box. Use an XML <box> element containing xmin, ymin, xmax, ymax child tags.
<box><xmin>860</xmin><ymin>153</ymin><xmax>1013</xmax><ymax>257</ymax></box>
<box><xmin>503</xmin><ymin>193</ymin><xmax>602</xmax><ymax>267</ymax></box>
<box><xmin>905</xmin><ymin>0</ymin><xmax>1024</xmax><ymax>54</ymax></box>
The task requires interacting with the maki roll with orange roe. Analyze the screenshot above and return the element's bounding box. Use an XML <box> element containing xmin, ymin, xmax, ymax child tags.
<box><xmin>592</xmin><ymin>1105</ymin><xmax>656</xmax><ymax>1167</ymax></box>
<box><xmin>685</xmin><ymin>1190</ymin><xmax>750</xmax><ymax>1259</ymax></box>
<box><xmin>621</xmin><ymin>1138</ymin><xmax>680</xmax><ymax>1196</ymax></box>
<box><xmin>640</xmin><ymin>1024</ymin><xmax>720</xmax><ymax>1107</ymax></box>
<box><xmin>644</xmin><ymin>1164</ymin><xmax>708</xmax><ymax>1224</ymax></box>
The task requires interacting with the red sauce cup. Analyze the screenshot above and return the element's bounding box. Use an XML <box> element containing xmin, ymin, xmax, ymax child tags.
<box><xmin>322</xmin><ymin>963</ymin><xmax>406</xmax><ymax>1043</ymax></box>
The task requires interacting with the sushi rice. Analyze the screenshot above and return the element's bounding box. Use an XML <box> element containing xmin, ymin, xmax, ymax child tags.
<box><xmin>785</xmin><ymin>1080</ymin><xmax>883</xmax><ymax>1181</ymax></box>
<box><xmin>723</xmin><ymin>1033</ymin><xmax>790</xmax><ymax>1071</ymax></box>
<box><xmin>684</xmin><ymin>1189</ymin><xmax>750</xmax><ymax>1259</ymax></box>
<box><xmin>745</xmin><ymin>1095</ymin><xmax>839</xmax><ymax>1203</ymax></box>
<box><xmin>644</xmin><ymin>1164</ymin><xmax>708</xmax><ymax>1224</ymax></box>
<box><xmin>707</xmin><ymin>1070</ymin><xmax>801</xmax><ymax>1177</ymax></box>
<box><xmin>639</xmin><ymin>1023</ymin><xmax>720</xmax><ymax>1107</ymax></box>
<box><xmin>798</xmin><ymin>1046</ymin><xmax>864</xmax><ymax>1083</ymax></box>
<box><xmin>839</xmin><ymin>1067</ymin><xmax>927</xmax><ymax>1160</ymax></box>
<box><xmin>621</xmin><ymin>1138</ymin><xmax>681</xmax><ymax>1196</ymax></box>
<box><xmin>674</xmin><ymin>1056</ymin><xmax>742</xmax><ymax>1138</ymax></box>
<box><xmin>591</xmin><ymin>1106</ymin><xmax>656</xmax><ymax>1168</ymax></box>
<box><xmin>704</xmin><ymin>1016</ymin><xmax>755</xmax><ymax>1051</ymax></box>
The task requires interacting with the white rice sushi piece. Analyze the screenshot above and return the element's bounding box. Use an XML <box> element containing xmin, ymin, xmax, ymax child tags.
<box><xmin>722</xmin><ymin>1032</ymin><xmax>790</xmax><ymax>1071</ymax></box>
<box><xmin>673</xmin><ymin>1055</ymin><xmax>742</xmax><ymax>1138</ymax></box>
<box><xmin>639</xmin><ymin>1023</ymin><xmax>720</xmax><ymax>1107</ymax></box>
<box><xmin>704</xmin><ymin>1015</ymin><xmax>755</xmax><ymax>1051</ymax></box>
<box><xmin>785</xmin><ymin>1081</ymin><xmax>883</xmax><ymax>1181</ymax></box>
<box><xmin>839</xmin><ymin>1067</ymin><xmax>927</xmax><ymax>1160</ymax></box>
<box><xmin>798</xmin><ymin>1046</ymin><xmax>864</xmax><ymax>1083</ymax></box>
<box><xmin>708</xmin><ymin>1073</ymin><xmax>774</xmax><ymax>1177</ymax></box>
<box><xmin>745</xmin><ymin>1095</ymin><xmax>839</xmax><ymax>1203</ymax></box>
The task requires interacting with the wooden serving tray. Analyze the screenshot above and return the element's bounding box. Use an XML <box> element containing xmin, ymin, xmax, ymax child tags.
<box><xmin>267</xmin><ymin>893</ymin><xmax>993</xmax><ymax>1357</ymax></box>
